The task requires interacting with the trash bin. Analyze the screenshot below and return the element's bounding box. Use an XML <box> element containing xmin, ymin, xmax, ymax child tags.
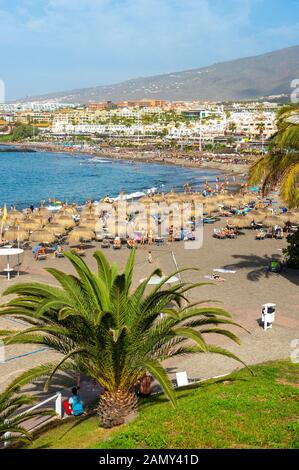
<box><xmin>261</xmin><ymin>303</ymin><xmax>276</xmax><ymax>330</ymax></box>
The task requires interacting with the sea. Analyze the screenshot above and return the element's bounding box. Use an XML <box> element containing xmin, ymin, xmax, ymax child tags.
<box><xmin>0</xmin><ymin>148</ymin><xmax>225</xmax><ymax>209</ymax></box>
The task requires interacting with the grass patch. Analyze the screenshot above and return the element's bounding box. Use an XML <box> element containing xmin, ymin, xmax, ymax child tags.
<box><xmin>27</xmin><ymin>361</ymin><xmax>299</xmax><ymax>449</ymax></box>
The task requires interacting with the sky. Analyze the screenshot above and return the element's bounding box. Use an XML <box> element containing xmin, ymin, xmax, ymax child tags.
<box><xmin>1</xmin><ymin>0</ymin><xmax>299</xmax><ymax>100</ymax></box>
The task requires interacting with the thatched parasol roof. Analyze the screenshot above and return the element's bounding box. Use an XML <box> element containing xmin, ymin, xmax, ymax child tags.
<box><xmin>68</xmin><ymin>227</ymin><xmax>94</xmax><ymax>242</ymax></box>
<box><xmin>45</xmin><ymin>222</ymin><xmax>66</xmax><ymax>235</ymax></box>
<box><xmin>30</xmin><ymin>229</ymin><xmax>55</xmax><ymax>243</ymax></box>
<box><xmin>54</xmin><ymin>213</ymin><xmax>75</xmax><ymax>228</ymax></box>
<box><xmin>5</xmin><ymin>226</ymin><xmax>29</xmax><ymax>241</ymax></box>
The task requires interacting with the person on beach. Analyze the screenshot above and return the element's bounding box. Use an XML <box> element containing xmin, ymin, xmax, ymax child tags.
<box><xmin>148</xmin><ymin>229</ymin><xmax>153</xmax><ymax>245</ymax></box>
<box><xmin>148</xmin><ymin>251</ymin><xmax>152</xmax><ymax>263</ymax></box>
<box><xmin>168</xmin><ymin>225</ymin><xmax>174</xmax><ymax>242</ymax></box>
<box><xmin>35</xmin><ymin>244</ymin><xmax>46</xmax><ymax>260</ymax></box>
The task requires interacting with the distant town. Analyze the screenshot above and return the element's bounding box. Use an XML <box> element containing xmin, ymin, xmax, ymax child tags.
<box><xmin>0</xmin><ymin>98</ymin><xmax>279</xmax><ymax>155</ymax></box>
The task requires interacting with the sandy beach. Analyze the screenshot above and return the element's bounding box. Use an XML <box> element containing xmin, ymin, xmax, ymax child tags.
<box><xmin>1</xmin><ymin>220</ymin><xmax>298</xmax><ymax>394</ymax></box>
<box><xmin>4</xmin><ymin>141</ymin><xmax>252</xmax><ymax>177</ymax></box>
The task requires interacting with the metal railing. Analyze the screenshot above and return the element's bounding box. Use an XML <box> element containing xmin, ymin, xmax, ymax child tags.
<box><xmin>4</xmin><ymin>392</ymin><xmax>62</xmax><ymax>447</ymax></box>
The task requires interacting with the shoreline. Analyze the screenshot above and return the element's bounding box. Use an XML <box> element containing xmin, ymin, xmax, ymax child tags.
<box><xmin>2</xmin><ymin>141</ymin><xmax>249</xmax><ymax>178</ymax></box>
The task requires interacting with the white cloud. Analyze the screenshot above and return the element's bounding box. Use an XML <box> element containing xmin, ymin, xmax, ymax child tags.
<box><xmin>1</xmin><ymin>0</ymin><xmax>299</xmax><ymax>98</ymax></box>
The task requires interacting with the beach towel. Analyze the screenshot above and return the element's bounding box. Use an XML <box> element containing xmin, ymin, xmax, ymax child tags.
<box><xmin>204</xmin><ymin>275</ymin><xmax>225</xmax><ymax>282</ymax></box>
<box><xmin>213</xmin><ymin>269</ymin><xmax>236</xmax><ymax>274</ymax></box>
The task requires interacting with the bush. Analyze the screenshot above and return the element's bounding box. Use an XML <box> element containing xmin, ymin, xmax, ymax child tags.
<box><xmin>283</xmin><ymin>228</ymin><xmax>299</xmax><ymax>268</ymax></box>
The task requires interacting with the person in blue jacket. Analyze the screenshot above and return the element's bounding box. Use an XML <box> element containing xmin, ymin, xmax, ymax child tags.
<box><xmin>68</xmin><ymin>387</ymin><xmax>84</xmax><ymax>416</ymax></box>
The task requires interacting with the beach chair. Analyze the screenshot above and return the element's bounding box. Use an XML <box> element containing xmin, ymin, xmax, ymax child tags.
<box><xmin>71</xmin><ymin>248</ymin><xmax>86</xmax><ymax>257</ymax></box>
<box><xmin>55</xmin><ymin>251</ymin><xmax>64</xmax><ymax>258</ymax></box>
<box><xmin>265</xmin><ymin>228</ymin><xmax>274</xmax><ymax>238</ymax></box>
<box><xmin>113</xmin><ymin>237</ymin><xmax>121</xmax><ymax>250</ymax></box>
<box><xmin>36</xmin><ymin>253</ymin><xmax>47</xmax><ymax>261</ymax></box>
<box><xmin>95</xmin><ymin>232</ymin><xmax>103</xmax><ymax>241</ymax></box>
<box><xmin>226</xmin><ymin>231</ymin><xmax>237</xmax><ymax>239</ymax></box>
<box><xmin>214</xmin><ymin>229</ymin><xmax>226</xmax><ymax>239</ymax></box>
<box><xmin>101</xmin><ymin>239</ymin><xmax>110</xmax><ymax>248</ymax></box>
<box><xmin>126</xmin><ymin>239</ymin><xmax>136</xmax><ymax>249</ymax></box>
<box><xmin>275</xmin><ymin>228</ymin><xmax>283</xmax><ymax>239</ymax></box>
<box><xmin>255</xmin><ymin>230</ymin><xmax>266</xmax><ymax>240</ymax></box>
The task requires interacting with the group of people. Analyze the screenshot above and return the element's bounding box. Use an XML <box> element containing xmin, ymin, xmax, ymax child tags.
<box><xmin>64</xmin><ymin>373</ymin><xmax>153</xmax><ymax>418</ymax></box>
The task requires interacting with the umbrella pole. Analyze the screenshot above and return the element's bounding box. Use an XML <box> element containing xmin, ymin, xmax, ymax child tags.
<box><xmin>171</xmin><ymin>251</ymin><xmax>182</xmax><ymax>284</ymax></box>
<box><xmin>6</xmin><ymin>255</ymin><xmax>10</xmax><ymax>281</ymax></box>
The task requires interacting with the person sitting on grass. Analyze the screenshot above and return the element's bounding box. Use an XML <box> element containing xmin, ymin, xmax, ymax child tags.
<box><xmin>68</xmin><ymin>387</ymin><xmax>84</xmax><ymax>416</ymax></box>
<box><xmin>135</xmin><ymin>373</ymin><xmax>153</xmax><ymax>398</ymax></box>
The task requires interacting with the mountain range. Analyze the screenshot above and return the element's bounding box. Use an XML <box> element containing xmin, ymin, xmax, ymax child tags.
<box><xmin>19</xmin><ymin>45</ymin><xmax>299</xmax><ymax>103</ymax></box>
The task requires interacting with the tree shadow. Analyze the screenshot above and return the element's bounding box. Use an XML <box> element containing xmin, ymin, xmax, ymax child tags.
<box><xmin>222</xmin><ymin>253</ymin><xmax>299</xmax><ymax>285</ymax></box>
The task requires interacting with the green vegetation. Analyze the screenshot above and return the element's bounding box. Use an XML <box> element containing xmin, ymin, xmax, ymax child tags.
<box><xmin>249</xmin><ymin>103</ymin><xmax>299</xmax><ymax>208</ymax></box>
<box><xmin>0</xmin><ymin>379</ymin><xmax>54</xmax><ymax>445</ymax></box>
<box><xmin>27</xmin><ymin>361</ymin><xmax>299</xmax><ymax>449</ymax></box>
<box><xmin>1</xmin><ymin>250</ymin><xmax>246</xmax><ymax>428</ymax></box>
<box><xmin>283</xmin><ymin>228</ymin><xmax>299</xmax><ymax>268</ymax></box>
<box><xmin>0</xmin><ymin>123</ymin><xmax>39</xmax><ymax>142</ymax></box>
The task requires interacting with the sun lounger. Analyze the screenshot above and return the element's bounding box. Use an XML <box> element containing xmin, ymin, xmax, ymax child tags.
<box><xmin>113</xmin><ymin>237</ymin><xmax>122</xmax><ymax>250</ymax></box>
<box><xmin>36</xmin><ymin>254</ymin><xmax>47</xmax><ymax>261</ymax></box>
<box><xmin>95</xmin><ymin>233</ymin><xmax>104</xmax><ymax>241</ymax></box>
<box><xmin>71</xmin><ymin>249</ymin><xmax>86</xmax><ymax>257</ymax></box>
<box><xmin>255</xmin><ymin>231</ymin><xmax>266</xmax><ymax>240</ymax></box>
<box><xmin>213</xmin><ymin>229</ymin><xmax>226</xmax><ymax>239</ymax></box>
<box><xmin>275</xmin><ymin>229</ymin><xmax>283</xmax><ymax>239</ymax></box>
<box><xmin>127</xmin><ymin>240</ymin><xmax>136</xmax><ymax>249</ymax></box>
<box><xmin>226</xmin><ymin>232</ymin><xmax>237</xmax><ymax>239</ymax></box>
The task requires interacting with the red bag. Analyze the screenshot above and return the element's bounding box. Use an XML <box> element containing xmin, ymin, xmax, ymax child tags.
<box><xmin>63</xmin><ymin>400</ymin><xmax>73</xmax><ymax>415</ymax></box>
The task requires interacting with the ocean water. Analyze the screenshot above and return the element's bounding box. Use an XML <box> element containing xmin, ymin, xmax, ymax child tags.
<box><xmin>0</xmin><ymin>150</ymin><xmax>223</xmax><ymax>208</ymax></box>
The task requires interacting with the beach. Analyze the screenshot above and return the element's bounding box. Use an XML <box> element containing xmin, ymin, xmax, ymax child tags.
<box><xmin>1</xmin><ymin>219</ymin><xmax>298</xmax><ymax>393</ymax></box>
<box><xmin>4</xmin><ymin>141</ymin><xmax>252</xmax><ymax>176</ymax></box>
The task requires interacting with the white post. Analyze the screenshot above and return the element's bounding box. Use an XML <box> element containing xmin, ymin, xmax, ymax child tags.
<box><xmin>55</xmin><ymin>392</ymin><xmax>62</xmax><ymax>418</ymax></box>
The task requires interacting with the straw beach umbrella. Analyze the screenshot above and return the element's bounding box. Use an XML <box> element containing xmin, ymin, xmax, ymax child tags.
<box><xmin>30</xmin><ymin>229</ymin><xmax>55</xmax><ymax>243</ymax></box>
<box><xmin>7</xmin><ymin>208</ymin><xmax>24</xmax><ymax>224</ymax></box>
<box><xmin>37</xmin><ymin>206</ymin><xmax>49</xmax><ymax>217</ymax></box>
<box><xmin>32</xmin><ymin>212</ymin><xmax>48</xmax><ymax>225</ymax></box>
<box><xmin>281</xmin><ymin>212</ymin><xmax>299</xmax><ymax>224</ymax></box>
<box><xmin>250</xmin><ymin>210</ymin><xmax>264</xmax><ymax>223</ymax></box>
<box><xmin>21</xmin><ymin>218</ymin><xmax>42</xmax><ymax>231</ymax></box>
<box><xmin>80</xmin><ymin>218</ymin><xmax>99</xmax><ymax>230</ymax></box>
<box><xmin>5</xmin><ymin>226</ymin><xmax>29</xmax><ymax>242</ymax></box>
<box><xmin>232</xmin><ymin>214</ymin><xmax>252</xmax><ymax>228</ymax></box>
<box><xmin>68</xmin><ymin>227</ymin><xmax>94</xmax><ymax>243</ymax></box>
<box><xmin>55</xmin><ymin>213</ymin><xmax>75</xmax><ymax>228</ymax></box>
<box><xmin>262</xmin><ymin>215</ymin><xmax>283</xmax><ymax>227</ymax></box>
<box><xmin>45</xmin><ymin>222</ymin><xmax>66</xmax><ymax>235</ymax></box>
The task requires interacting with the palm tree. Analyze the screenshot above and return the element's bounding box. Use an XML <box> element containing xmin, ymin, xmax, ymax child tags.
<box><xmin>0</xmin><ymin>250</ymin><xmax>248</xmax><ymax>428</ymax></box>
<box><xmin>0</xmin><ymin>382</ymin><xmax>55</xmax><ymax>446</ymax></box>
<box><xmin>248</xmin><ymin>104</ymin><xmax>299</xmax><ymax>208</ymax></box>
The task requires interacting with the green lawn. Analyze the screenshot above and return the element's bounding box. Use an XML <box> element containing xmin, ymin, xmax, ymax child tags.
<box><xmin>28</xmin><ymin>361</ymin><xmax>299</xmax><ymax>449</ymax></box>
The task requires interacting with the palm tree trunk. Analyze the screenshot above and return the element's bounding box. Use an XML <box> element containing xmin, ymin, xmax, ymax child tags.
<box><xmin>98</xmin><ymin>390</ymin><xmax>138</xmax><ymax>428</ymax></box>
